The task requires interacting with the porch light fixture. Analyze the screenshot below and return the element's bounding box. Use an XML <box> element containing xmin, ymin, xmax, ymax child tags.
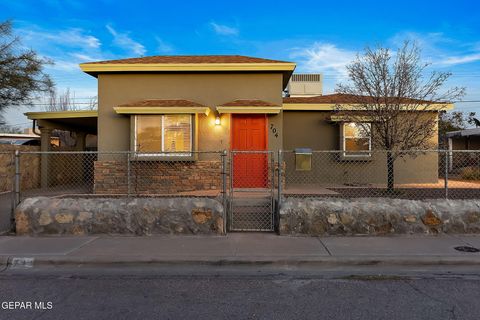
<box><xmin>215</xmin><ymin>116</ymin><xmax>221</xmax><ymax>126</ymax></box>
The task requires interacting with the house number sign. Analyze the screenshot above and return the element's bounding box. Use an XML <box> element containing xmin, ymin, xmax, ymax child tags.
<box><xmin>270</xmin><ymin>124</ymin><xmax>279</xmax><ymax>138</ymax></box>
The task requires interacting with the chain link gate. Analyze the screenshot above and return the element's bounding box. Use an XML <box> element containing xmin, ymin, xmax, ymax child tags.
<box><xmin>228</xmin><ymin>150</ymin><xmax>275</xmax><ymax>231</ymax></box>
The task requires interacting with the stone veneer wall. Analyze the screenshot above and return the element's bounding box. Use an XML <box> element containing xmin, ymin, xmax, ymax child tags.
<box><xmin>94</xmin><ymin>160</ymin><xmax>222</xmax><ymax>194</ymax></box>
<box><xmin>15</xmin><ymin>196</ymin><xmax>224</xmax><ymax>235</ymax></box>
<box><xmin>280</xmin><ymin>197</ymin><xmax>480</xmax><ymax>236</ymax></box>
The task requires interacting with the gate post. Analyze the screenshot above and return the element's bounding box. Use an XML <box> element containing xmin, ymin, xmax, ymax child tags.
<box><xmin>14</xmin><ymin>150</ymin><xmax>20</xmax><ymax>207</ymax></box>
<box><xmin>444</xmin><ymin>150</ymin><xmax>449</xmax><ymax>200</ymax></box>
<box><xmin>221</xmin><ymin>150</ymin><xmax>228</xmax><ymax>235</ymax></box>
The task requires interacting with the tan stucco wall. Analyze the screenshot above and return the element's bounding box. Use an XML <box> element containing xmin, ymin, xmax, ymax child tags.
<box><xmin>283</xmin><ymin>111</ymin><xmax>338</xmax><ymax>150</ymax></box>
<box><xmin>97</xmin><ymin>72</ymin><xmax>284</xmax><ymax>154</ymax></box>
<box><xmin>282</xmin><ymin>111</ymin><xmax>440</xmax><ymax>184</ymax></box>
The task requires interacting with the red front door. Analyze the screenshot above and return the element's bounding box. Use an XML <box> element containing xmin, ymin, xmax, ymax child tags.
<box><xmin>231</xmin><ymin>114</ymin><xmax>268</xmax><ymax>188</ymax></box>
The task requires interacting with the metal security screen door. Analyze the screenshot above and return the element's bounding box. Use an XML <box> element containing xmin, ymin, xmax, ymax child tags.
<box><xmin>229</xmin><ymin>150</ymin><xmax>275</xmax><ymax>231</ymax></box>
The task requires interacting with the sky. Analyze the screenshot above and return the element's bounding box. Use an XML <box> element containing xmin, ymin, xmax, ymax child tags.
<box><xmin>1</xmin><ymin>0</ymin><xmax>479</xmax><ymax>128</ymax></box>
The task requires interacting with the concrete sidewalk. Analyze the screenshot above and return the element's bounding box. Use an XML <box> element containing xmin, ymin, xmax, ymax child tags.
<box><xmin>0</xmin><ymin>233</ymin><xmax>480</xmax><ymax>268</ymax></box>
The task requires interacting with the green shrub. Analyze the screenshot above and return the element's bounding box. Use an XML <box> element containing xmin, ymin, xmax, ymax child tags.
<box><xmin>460</xmin><ymin>167</ymin><xmax>480</xmax><ymax>180</ymax></box>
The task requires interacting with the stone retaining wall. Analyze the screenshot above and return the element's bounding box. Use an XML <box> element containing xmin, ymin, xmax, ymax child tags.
<box><xmin>280</xmin><ymin>198</ymin><xmax>480</xmax><ymax>236</ymax></box>
<box><xmin>15</xmin><ymin>197</ymin><xmax>224</xmax><ymax>235</ymax></box>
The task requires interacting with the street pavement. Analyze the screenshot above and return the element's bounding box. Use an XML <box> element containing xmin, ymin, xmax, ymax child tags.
<box><xmin>1</xmin><ymin>265</ymin><xmax>480</xmax><ymax>320</ymax></box>
<box><xmin>0</xmin><ymin>234</ymin><xmax>480</xmax><ymax>319</ymax></box>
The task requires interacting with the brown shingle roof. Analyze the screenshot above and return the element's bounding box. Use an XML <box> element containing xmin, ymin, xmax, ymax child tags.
<box><xmin>87</xmin><ymin>55</ymin><xmax>291</xmax><ymax>65</ymax></box>
<box><xmin>119</xmin><ymin>99</ymin><xmax>207</xmax><ymax>108</ymax></box>
<box><xmin>219</xmin><ymin>99</ymin><xmax>278</xmax><ymax>107</ymax></box>
<box><xmin>283</xmin><ymin>93</ymin><xmax>444</xmax><ymax>104</ymax></box>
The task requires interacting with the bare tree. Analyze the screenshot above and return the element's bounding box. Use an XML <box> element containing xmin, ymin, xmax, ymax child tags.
<box><xmin>45</xmin><ymin>88</ymin><xmax>97</xmax><ymax>111</ymax></box>
<box><xmin>86</xmin><ymin>95</ymin><xmax>98</xmax><ymax>110</ymax></box>
<box><xmin>0</xmin><ymin>124</ymin><xmax>22</xmax><ymax>133</ymax></box>
<box><xmin>336</xmin><ymin>41</ymin><xmax>465</xmax><ymax>192</ymax></box>
<box><xmin>0</xmin><ymin>20</ymin><xmax>53</xmax><ymax>124</ymax></box>
<box><xmin>46</xmin><ymin>87</ymin><xmax>73</xmax><ymax>111</ymax></box>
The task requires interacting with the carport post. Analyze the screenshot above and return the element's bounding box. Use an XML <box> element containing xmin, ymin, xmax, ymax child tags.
<box><xmin>40</xmin><ymin>127</ymin><xmax>52</xmax><ymax>188</ymax></box>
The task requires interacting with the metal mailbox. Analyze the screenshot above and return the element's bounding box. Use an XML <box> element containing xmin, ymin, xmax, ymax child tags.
<box><xmin>295</xmin><ymin>148</ymin><xmax>312</xmax><ymax>171</ymax></box>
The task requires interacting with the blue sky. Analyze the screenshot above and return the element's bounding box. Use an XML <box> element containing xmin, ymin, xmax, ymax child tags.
<box><xmin>1</xmin><ymin>0</ymin><xmax>479</xmax><ymax>127</ymax></box>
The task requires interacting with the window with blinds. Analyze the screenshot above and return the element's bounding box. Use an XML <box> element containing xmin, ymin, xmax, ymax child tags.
<box><xmin>135</xmin><ymin>115</ymin><xmax>192</xmax><ymax>155</ymax></box>
<box><xmin>342</xmin><ymin>122</ymin><xmax>371</xmax><ymax>157</ymax></box>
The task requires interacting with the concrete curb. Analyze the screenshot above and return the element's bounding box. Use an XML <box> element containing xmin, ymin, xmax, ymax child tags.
<box><xmin>5</xmin><ymin>255</ymin><xmax>480</xmax><ymax>268</ymax></box>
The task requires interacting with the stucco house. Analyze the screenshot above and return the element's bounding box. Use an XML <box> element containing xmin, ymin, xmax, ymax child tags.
<box><xmin>25</xmin><ymin>55</ymin><xmax>453</xmax><ymax>193</ymax></box>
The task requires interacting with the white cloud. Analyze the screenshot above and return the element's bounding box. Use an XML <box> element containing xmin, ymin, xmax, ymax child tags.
<box><xmin>60</xmin><ymin>29</ymin><xmax>100</xmax><ymax>48</ymax></box>
<box><xmin>106</xmin><ymin>25</ymin><xmax>146</xmax><ymax>56</ymax></box>
<box><xmin>19</xmin><ymin>27</ymin><xmax>101</xmax><ymax>49</ymax></box>
<box><xmin>210</xmin><ymin>22</ymin><xmax>239</xmax><ymax>36</ymax></box>
<box><xmin>290</xmin><ymin>42</ymin><xmax>356</xmax><ymax>77</ymax></box>
<box><xmin>389</xmin><ymin>31</ymin><xmax>480</xmax><ymax>67</ymax></box>
<box><xmin>15</xmin><ymin>25</ymin><xmax>106</xmax><ymax>73</ymax></box>
<box><xmin>155</xmin><ymin>37</ymin><xmax>174</xmax><ymax>53</ymax></box>
<box><xmin>439</xmin><ymin>53</ymin><xmax>480</xmax><ymax>66</ymax></box>
<box><xmin>70</xmin><ymin>53</ymin><xmax>98</xmax><ymax>61</ymax></box>
<box><xmin>47</xmin><ymin>60</ymin><xmax>80</xmax><ymax>71</ymax></box>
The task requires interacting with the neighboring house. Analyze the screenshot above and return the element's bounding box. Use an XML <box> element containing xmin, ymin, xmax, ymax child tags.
<box><xmin>25</xmin><ymin>55</ymin><xmax>453</xmax><ymax>191</ymax></box>
<box><xmin>446</xmin><ymin>128</ymin><xmax>480</xmax><ymax>151</ymax></box>
<box><xmin>0</xmin><ymin>133</ymin><xmax>40</xmax><ymax>146</ymax></box>
<box><xmin>446</xmin><ymin>127</ymin><xmax>480</xmax><ymax>173</ymax></box>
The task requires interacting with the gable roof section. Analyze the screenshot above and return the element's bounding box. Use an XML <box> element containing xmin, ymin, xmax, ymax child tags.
<box><xmin>80</xmin><ymin>55</ymin><xmax>296</xmax><ymax>87</ymax></box>
<box><xmin>84</xmin><ymin>55</ymin><xmax>291</xmax><ymax>65</ymax></box>
<box><xmin>114</xmin><ymin>99</ymin><xmax>211</xmax><ymax>115</ymax></box>
<box><xmin>119</xmin><ymin>99</ymin><xmax>207</xmax><ymax>108</ymax></box>
<box><xmin>283</xmin><ymin>93</ymin><xmax>453</xmax><ymax>111</ymax></box>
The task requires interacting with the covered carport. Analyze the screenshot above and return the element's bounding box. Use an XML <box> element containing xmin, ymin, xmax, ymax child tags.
<box><xmin>25</xmin><ymin>110</ymin><xmax>98</xmax><ymax>188</ymax></box>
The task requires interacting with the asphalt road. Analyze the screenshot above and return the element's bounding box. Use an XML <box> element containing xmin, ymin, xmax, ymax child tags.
<box><xmin>0</xmin><ymin>266</ymin><xmax>480</xmax><ymax>320</ymax></box>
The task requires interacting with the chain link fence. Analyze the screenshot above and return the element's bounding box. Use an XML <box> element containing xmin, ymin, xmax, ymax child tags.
<box><xmin>1</xmin><ymin>149</ymin><xmax>479</xmax><ymax>233</ymax></box>
<box><xmin>281</xmin><ymin>150</ymin><xmax>480</xmax><ymax>200</ymax></box>
<box><xmin>14</xmin><ymin>151</ymin><xmax>226</xmax><ymax>200</ymax></box>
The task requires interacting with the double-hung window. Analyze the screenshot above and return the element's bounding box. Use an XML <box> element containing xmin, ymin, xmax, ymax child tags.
<box><xmin>134</xmin><ymin>114</ymin><xmax>192</xmax><ymax>156</ymax></box>
<box><xmin>342</xmin><ymin>122</ymin><xmax>371</xmax><ymax>157</ymax></box>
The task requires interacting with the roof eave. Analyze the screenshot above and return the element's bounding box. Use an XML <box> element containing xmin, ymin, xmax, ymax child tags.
<box><xmin>79</xmin><ymin>62</ymin><xmax>296</xmax><ymax>87</ymax></box>
<box><xmin>79</xmin><ymin>62</ymin><xmax>296</xmax><ymax>73</ymax></box>
<box><xmin>25</xmin><ymin>110</ymin><xmax>98</xmax><ymax>120</ymax></box>
<box><xmin>282</xmin><ymin>103</ymin><xmax>454</xmax><ymax>111</ymax></box>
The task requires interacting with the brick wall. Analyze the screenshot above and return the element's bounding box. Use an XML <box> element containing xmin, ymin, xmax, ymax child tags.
<box><xmin>94</xmin><ymin>160</ymin><xmax>222</xmax><ymax>195</ymax></box>
<box><xmin>94</xmin><ymin>161</ymin><xmax>128</xmax><ymax>194</ymax></box>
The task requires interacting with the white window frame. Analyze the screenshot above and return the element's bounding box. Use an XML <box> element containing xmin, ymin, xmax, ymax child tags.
<box><xmin>342</xmin><ymin>122</ymin><xmax>372</xmax><ymax>157</ymax></box>
<box><xmin>134</xmin><ymin>114</ymin><xmax>193</xmax><ymax>157</ymax></box>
